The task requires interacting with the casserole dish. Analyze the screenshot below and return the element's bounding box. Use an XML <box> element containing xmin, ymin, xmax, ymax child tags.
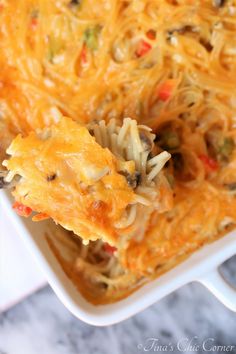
<box><xmin>1</xmin><ymin>189</ymin><xmax>236</xmax><ymax>326</ymax></box>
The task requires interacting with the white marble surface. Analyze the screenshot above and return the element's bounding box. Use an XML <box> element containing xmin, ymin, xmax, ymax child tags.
<box><xmin>0</xmin><ymin>257</ymin><xmax>236</xmax><ymax>354</ymax></box>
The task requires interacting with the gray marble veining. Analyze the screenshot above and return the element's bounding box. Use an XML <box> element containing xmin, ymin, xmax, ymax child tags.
<box><xmin>0</xmin><ymin>257</ymin><xmax>236</xmax><ymax>354</ymax></box>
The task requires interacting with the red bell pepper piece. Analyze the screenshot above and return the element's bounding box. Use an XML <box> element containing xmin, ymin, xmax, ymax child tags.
<box><xmin>199</xmin><ymin>154</ymin><xmax>218</xmax><ymax>172</ymax></box>
<box><xmin>103</xmin><ymin>243</ymin><xmax>117</xmax><ymax>255</ymax></box>
<box><xmin>158</xmin><ymin>79</ymin><xmax>177</xmax><ymax>101</ymax></box>
<box><xmin>136</xmin><ymin>40</ymin><xmax>152</xmax><ymax>57</ymax></box>
<box><xmin>13</xmin><ymin>202</ymin><xmax>32</xmax><ymax>217</ymax></box>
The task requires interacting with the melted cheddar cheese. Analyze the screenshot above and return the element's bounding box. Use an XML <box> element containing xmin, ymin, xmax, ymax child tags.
<box><xmin>121</xmin><ymin>181</ymin><xmax>236</xmax><ymax>276</ymax></box>
<box><xmin>4</xmin><ymin>117</ymin><xmax>135</xmax><ymax>244</ymax></box>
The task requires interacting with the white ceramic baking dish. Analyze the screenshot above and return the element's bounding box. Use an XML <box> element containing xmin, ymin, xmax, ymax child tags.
<box><xmin>1</xmin><ymin>189</ymin><xmax>236</xmax><ymax>326</ymax></box>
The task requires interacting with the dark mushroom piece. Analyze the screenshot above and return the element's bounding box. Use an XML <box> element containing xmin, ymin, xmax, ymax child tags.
<box><xmin>0</xmin><ymin>171</ymin><xmax>20</xmax><ymax>189</ymax></box>
<box><xmin>139</xmin><ymin>131</ymin><xmax>153</xmax><ymax>152</ymax></box>
<box><xmin>213</xmin><ymin>0</ymin><xmax>226</xmax><ymax>7</ymax></box>
<box><xmin>119</xmin><ymin>170</ymin><xmax>141</xmax><ymax>189</ymax></box>
<box><xmin>46</xmin><ymin>173</ymin><xmax>57</xmax><ymax>182</ymax></box>
<box><xmin>200</xmin><ymin>39</ymin><xmax>213</xmax><ymax>52</ymax></box>
<box><xmin>68</xmin><ymin>0</ymin><xmax>81</xmax><ymax>7</ymax></box>
<box><xmin>224</xmin><ymin>183</ymin><xmax>236</xmax><ymax>191</ymax></box>
<box><xmin>166</xmin><ymin>25</ymin><xmax>195</xmax><ymax>40</ymax></box>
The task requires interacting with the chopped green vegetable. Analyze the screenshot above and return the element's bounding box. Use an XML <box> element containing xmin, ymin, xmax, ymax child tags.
<box><xmin>47</xmin><ymin>36</ymin><xmax>63</xmax><ymax>63</ymax></box>
<box><xmin>206</xmin><ymin>129</ymin><xmax>234</xmax><ymax>161</ymax></box>
<box><xmin>31</xmin><ymin>9</ymin><xmax>39</xmax><ymax>19</ymax></box>
<box><xmin>161</xmin><ymin>130</ymin><xmax>180</xmax><ymax>150</ymax></box>
<box><xmin>166</xmin><ymin>174</ymin><xmax>175</xmax><ymax>188</ymax></box>
<box><xmin>83</xmin><ymin>25</ymin><xmax>101</xmax><ymax>51</ymax></box>
<box><xmin>218</xmin><ymin>137</ymin><xmax>234</xmax><ymax>160</ymax></box>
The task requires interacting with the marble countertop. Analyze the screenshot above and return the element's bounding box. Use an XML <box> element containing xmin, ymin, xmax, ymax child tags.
<box><xmin>0</xmin><ymin>257</ymin><xmax>236</xmax><ymax>354</ymax></box>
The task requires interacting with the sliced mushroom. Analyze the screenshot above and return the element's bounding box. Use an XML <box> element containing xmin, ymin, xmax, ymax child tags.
<box><xmin>139</xmin><ymin>131</ymin><xmax>154</xmax><ymax>152</ymax></box>
<box><xmin>213</xmin><ymin>0</ymin><xmax>226</xmax><ymax>7</ymax></box>
<box><xmin>224</xmin><ymin>182</ymin><xmax>236</xmax><ymax>191</ymax></box>
<box><xmin>0</xmin><ymin>171</ymin><xmax>20</xmax><ymax>189</ymax></box>
<box><xmin>46</xmin><ymin>173</ymin><xmax>57</xmax><ymax>182</ymax></box>
<box><xmin>68</xmin><ymin>0</ymin><xmax>81</xmax><ymax>8</ymax></box>
<box><xmin>119</xmin><ymin>170</ymin><xmax>141</xmax><ymax>189</ymax></box>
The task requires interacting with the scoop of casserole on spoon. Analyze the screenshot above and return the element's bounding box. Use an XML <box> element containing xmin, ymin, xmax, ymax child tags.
<box><xmin>2</xmin><ymin>116</ymin><xmax>172</xmax><ymax>247</ymax></box>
